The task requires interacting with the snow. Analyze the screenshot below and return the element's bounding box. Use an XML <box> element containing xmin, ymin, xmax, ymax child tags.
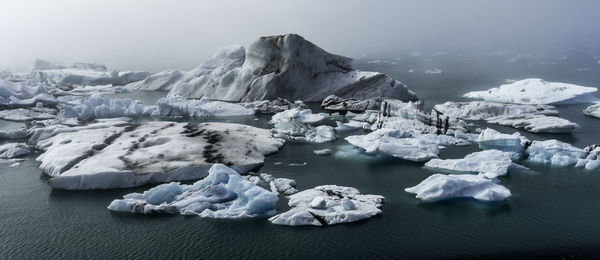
<box><xmin>405</xmin><ymin>174</ymin><xmax>511</xmax><ymax>202</ymax></box>
<box><xmin>345</xmin><ymin>129</ymin><xmax>439</xmax><ymax>162</ymax></box>
<box><xmin>107</xmin><ymin>164</ymin><xmax>278</xmax><ymax>218</ymax></box>
<box><xmin>0</xmin><ymin>143</ymin><xmax>30</xmax><ymax>159</ymax></box>
<box><xmin>526</xmin><ymin>139</ymin><xmax>585</xmax><ymax>166</ymax></box>
<box><xmin>269</xmin><ymin>185</ymin><xmax>384</xmax><ymax>226</ymax></box>
<box><xmin>424</xmin><ymin>150</ymin><xmax>516</xmax><ymax>178</ymax></box>
<box><xmin>166</xmin><ymin>34</ymin><xmax>418</xmax><ymax>102</ymax></box>
<box><xmin>34</xmin><ymin>121</ymin><xmax>284</xmax><ymax>189</ymax></box>
<box><xmin>313</xmin><ymin>149</ymin><xmax>332</xmax><ymax>156</ymax></box>
<box><xmin>583</xmin><ymin>103</ymin><xmax>600</xmax><ymax>119</ymax></box>
<box><xmin>464</xmin><ymin>78</ymin><xmax>598</xmax><ymax>105</ymax></box>
<box><xmin>476</xmin><ymin>128</ymin><xmax>528</xmax><ymax>158</ymax></box>
<box><xmin>434</xmin><ymin>101</ymin><xmax>579</xmax><ymax>133</ymax></box>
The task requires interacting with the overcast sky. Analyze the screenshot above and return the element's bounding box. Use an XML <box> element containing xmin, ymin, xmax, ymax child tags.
<box><xmin>1</xmin><ymin>0</ymin><xmax>599</xmax><ymax>71</ymax></box>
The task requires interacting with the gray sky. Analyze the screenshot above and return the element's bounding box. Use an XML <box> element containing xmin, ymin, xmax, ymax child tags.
<box><xmin>1</xmin><ymin>0</ymin><xmax>599</xmax><ymax>72</ymax></box>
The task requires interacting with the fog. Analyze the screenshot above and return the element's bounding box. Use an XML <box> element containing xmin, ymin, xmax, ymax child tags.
<box><xmin>1</xmin><ymin>0</ymin><xmax>599</xmax><ymax>72</ymax></box>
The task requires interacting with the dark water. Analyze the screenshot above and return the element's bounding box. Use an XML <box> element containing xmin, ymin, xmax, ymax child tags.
<box><xmin>1</xmin><ymin>51</ymin><xmax>600</xmax><ymax>259</ymax></box>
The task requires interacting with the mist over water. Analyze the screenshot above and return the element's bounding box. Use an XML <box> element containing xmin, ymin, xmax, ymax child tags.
<box><xmin>1</xmin><ymin>0</ymin><xmax>599</xmax><ymax>71</ymax></box>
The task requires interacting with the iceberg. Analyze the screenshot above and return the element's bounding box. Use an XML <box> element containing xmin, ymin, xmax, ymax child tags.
<box><xmin>258</xmin><ymin>173</ymin><xmax>298</xmax><ymax>195</ymax></box>
<box><xmin>345</xmin><ymin>129</ymin><xmax>439</xmax><ymax>162</ymax></box>
<box><xmin>0</xmin><ymin>105</ymin><xmax>57</xmax><ymax>121</ymax></box>
<box><xmin>464</xmin><ymin>78</ymin><xmax>598</xmax><ymax>105</ymax></box>
<box><xmin>0</xmin><ymin>79</ymin><xmax>57</xmax><ymax>109</ymax></box>
<box><xmin>334</xmin><ymin>120</ymin><xmax>369</xmax><ymax>132</ymax></box>
<box><xmin>269</xmin><ymin>108</ymin><xmax>335</xmax><ymax>143</ymax></box>
<box><xmin>269</xmin><ymin>185</ymin><xmax>384</xmax><ymax>226</ymax></box>
<box><xmin>34</xmin><ymin>121</ymin><xmax>284</xmax><ymax>189</ymax></box>
<box><xmin>424</xmin><ymin>150</ymin><xmax>516</xmax><ymax>178</ymax></box>
<box><xmin>526</xmin><ymin>139</ymin><xmax>585</xmax><ymax>166</ymax></box>
<box><xmin>125</xmin><ymin>70</ymin><xmax>184</xmax><ymax>91</ymax></box>
<box><xmin>241</xmin><ymin>98</ymin><xmax>306</xmax><ymax>115</ymax></box>
<box><xmin>320</xmin><ymin>95</ymin><xmax>382</xmax><ymax>113</ymax></box>
<box><xmin>29</xmin><ymin>59</ymin><xmax>149</xmax><ymax>87</ymax></box>
<box><xmin>583</xmin><ymin>103</ymin><xmax>600</xmax><ymax>119</ymax></box>
<box><xmin>60</xmin><ymin>95</ymin><xmax>154</xmax><ymax>120</ymax></box>
<box><xmin>153</xmin><ymin>95</ymin><xmax>255</xmax><ymax>117</ymax></box>
<box><xmin>0</xmin><ymin>143</ymin><xmax>30</xmax><ymax>159</ymax></box>
<box><xmin>405</xmin><ymin>174</ymin><xmax>511</xmax><ymax>202</ymax></box>
<box><xmin>271</xmin><ymin>108</ymin><xmax>326</xmax><ymax>125</ymax></box>
<box><xmin>50</xmin><ymin>84</ymin><xmax>130</xmax><ymax>97</ymax></box>
<box><xmin>107</xmin><ymin>164</ymin><xmax>278</xmax><ymax>218</ymax></box>
<box><xmin>162</xmin><ymin>34</ymin><xmax>417</xmax><ymax>102</ymax></box>
<box><xmin>313</xmin><ymin>149</ymin><xmax>332</xmax><ymax>156</ymax></box>
<box><xmin>433</xmin><ymin>101</ymin><xmax>579</xmax><ymax>133</ymax></box>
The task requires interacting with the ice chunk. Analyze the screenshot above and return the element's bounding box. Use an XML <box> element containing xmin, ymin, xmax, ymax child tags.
<box><xmin>0</xmin><ymin>106</ymin><xmax>57</xmax><ymax>121</ymax></box>
<box><xmin>153</xmin><ymin>95</ymin><xmax>255</xmax><ymax>117</ymax></box>
<box><xmin>334</xmin><ymin>120</ymin><xmax>369</xmax><ymax>132</ymax></box>
<box><xmin>270</xmin><ymin>108</ymin><xmax>335</xmax><ymax>143</ymax></box>
<box><xmin>60</xmin><ymin>95</ymin><xmax>154</xmax><ymax>120</ymax></box>
<box><xmin>425</xmin><ymin>150</ymin><xmax>515</xmax><ymax>178</ymax></box>
<box><xmin>108</xmin><ymin>164</ymin><xmax>278</xmax><ymax>218</ymax></box>
<box><xmin>405</xmin><ymin>174</ymin><xmax>511</xmax><ymax>202</ymax></box>
<box><xmin>0</xmin><ymin>143</ymin><xmax>30</xmax><ymax>159</ymax></box>
<box><xmin>269</xmin><ymin>185</ymin><xmax>384</xmax><ymax>226</ymax></box>
<box><xmin>476</xmin><ymin>128</ymin><xmax>528</xmax><ymax>158</ymax></box>
<box><xmin>313</xmin><ymin>149</ymin><xmax>332</xmax><ymax>156</ymax></box>
<box><xmin>526</xmin><ymin>140</ymin><xmax>585</xmax><ymax>166</ymax></box>
<box><xmin>464</xmin><ymin>78</ymin><xmax>598</xmax><ymax>105</ymax></box>
<box><xmin>0</xmin><ymin>79</ymin><xmax>57</xmax><ymax>109</ymax></box>
<box><xmin>584</xmin><ymin>103</ymin><xmax>600</xmax><ymax>119</ymax></box>
<box><xmin>345</xmin><ymin>129</ymin><xmax>439</xmax><ymax>162</ymax></box>
<box><xmin>271</xmin><ymin>108</ymin><xmax>326</xmax><ymax>125</ymax></box>
<box><xmin>320</xmin><ymin>95</ymin><xmax>382</xmax><ymax>112</ymax></box>
<box><xmin>35</xmin><ymin>121</ymin><xmax>284</xmax><ymax>189</ymax></box>
<box><xmin>242</xmin><ymin>98</ymin><xmax>307</xmax><ymax>114</ymax></box>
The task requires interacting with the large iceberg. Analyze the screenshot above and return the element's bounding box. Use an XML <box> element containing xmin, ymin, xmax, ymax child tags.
<box><xmin>137</xmin><ymin>34</ymin><xmax>418</xmax><ymax>102</ymax></box>
<box><xmin>424</xmin><ymin>150</ymin><xmax>516</xmax><ymax>178</ymax></box>
<box><xmin>583</xmin><ymin>104</ymin><xmax>600</xmax><ymax>119</ymax></box>
<box><xmin>405</xmin><ymin>174</ymin><xmax>511</xmax><ymax>202</ymax></box>
<box><xmin>108</xmin><ymin>164</ymin><xmax>278</xmax><ymax>218</ymax></box>
<box><xmin>34</xmin><ymin>121</ymin><xmax>284</xmax><ymax>189</ymax></box>
<box><xmin>0</xmin><ymin>143</ymin><xmax>30</xmax><ymax>159</ymax></box>
<box><xmin>345</xmin><ymin>129</ymin><xmax>439</xmax><ymax>162</ymax></box>
<box><xmin>464</xmin><ymin>78</ymin><xmax>598</xmax><ymax>105</ymax></box>
<box><xmin>526</xmin><ymin>139</ymin><xmax>585</xmax><ymax>166</ymax></box>
<box><xmin>269</xmin><ymin>185</ymin><xmax>384</xmax><ymax>226</ymax></box>
<box><xmin>433</xmin><ymin>101</ymin><xmax>579</xmax><ymax>133</ymax></box>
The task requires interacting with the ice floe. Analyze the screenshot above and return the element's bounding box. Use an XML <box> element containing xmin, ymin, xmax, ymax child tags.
<box><xmin>476</xmin><ymin>128</ymin><xmax>528</xmax><ymax>158</ymax></box>
<box><xmin>424</xmin><ymin>150</ymin><xmax>516</xmax><ymax>178</ymax></box>
<box><xmin>153</xmin><ymin>95</ymin><xmax>255</xmax><ymax>118</ymax></box>
<box><xmin>269</xmin><ymin>185</ymin><xmax>384</xmax><ymax>226</ymax></box>
<box><xmin>270</xmin><ymin>108</ymin><xmax>335</xmax><ymax>143</ymax></box>
<box><xmin>576</xmin><ymin>145</ymin><xmax>600</xmax><ymax>170</ymax></box>
<box><xmin>107</xmin><ymin>164</ymin><xmax>278</xmax><ymax>218</ymax></box>
<box><xmin>464</xmin><ymin>78</ymin><xmax>598</xmax><ymax>105</ymax></box>
<box><xmin>405</xmin><ymin>174</ymin><xmax>511</xmax><ymax>202</ymax></box>
<box><xmin>34</xmin><ymin>121</ymin><xmax>283</xmax><ymax>189</ymax></box>
<box><xmin>345</xmin><ymin>129</ymin><xmax>439</xmax><ymax>162</ymax></box>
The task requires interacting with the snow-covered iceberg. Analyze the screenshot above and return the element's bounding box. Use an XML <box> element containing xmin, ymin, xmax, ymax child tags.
<box><xmin>269</xmin><ymin>108</ymin><xmax>335</xmax><ymax>143</ymax></box>
<box><xmin>405</xmin><ymin>174</ymin><xmax>511</xmax><ymax>202</ymax></box>
<box><xmin>345</xmin><ymin>129</ymin><xmax>439</xmax><ymax>162</ymax></box>
<box><xmin>464</xmin><ymin>78</ymin><xmax>598</xmax><ymax>105</ymax></box>
<box><xmin>34</xmin><ymin>121</ymin><xmax>284</xmax><ymax>189</ymax></box>
<box><xmin>160</xmin><ymin>34</ymin><xmax>418</xmax><ymax>102</ymax></box>
<box><xmin>526</xmin><ymin>139</ymin><xmax>585</xmax><ymax>166</ymax></box>
<box><xmin>269</xmin><ymin>185</ymin><xmax>384</xmax><ymax>226</ymax></box>
<box><xmin>0</xmin><ymin>143</ymin><xmax>30</xmax><ymax>159</ymax></box>
<box><xmin>107</xmin><ymin>164</ymin><xmax>278</xmax><ymax>218</ymax></box>
<box><xmin>424</xmin><ymin>150</ymin><xmax>516</xmax><ymax>178</ymax></box>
